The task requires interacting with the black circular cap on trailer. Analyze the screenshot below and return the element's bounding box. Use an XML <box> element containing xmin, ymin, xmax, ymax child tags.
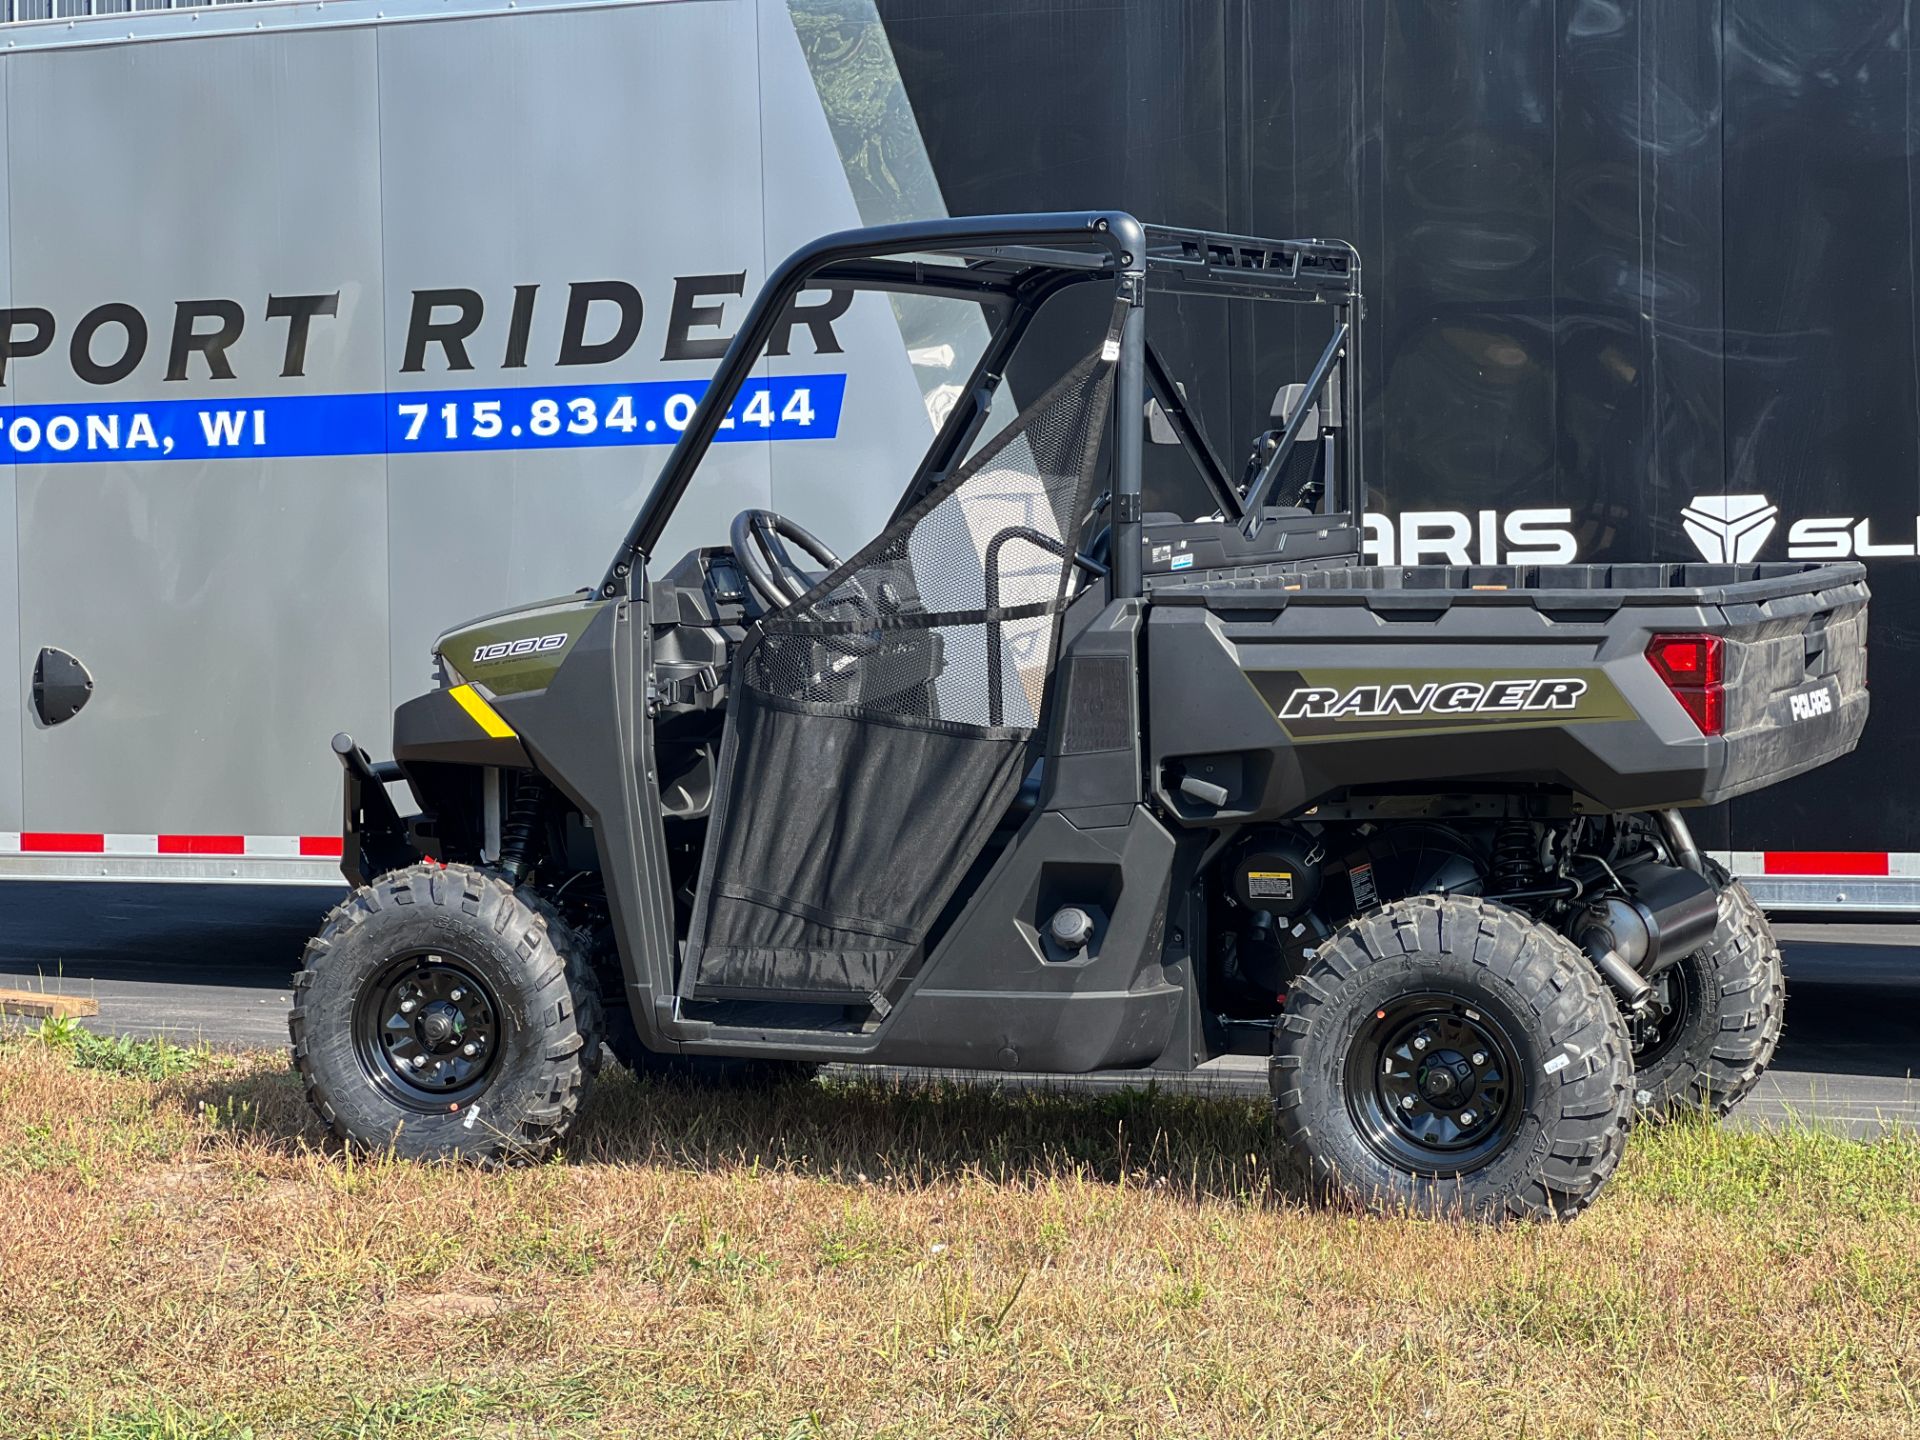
<box><xmin>31</xmin><ymin>647</ymin><xmax>93</xmax><ymax>726</ymax></box>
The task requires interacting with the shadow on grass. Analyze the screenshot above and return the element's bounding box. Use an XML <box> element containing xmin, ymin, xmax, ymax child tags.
<box><xmin>177</xmin><ymin>1057</ymin><xmax>1309</xmax><ymax>1206</ymax></box>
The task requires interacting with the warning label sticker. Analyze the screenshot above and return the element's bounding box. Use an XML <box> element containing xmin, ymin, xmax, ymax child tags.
<box><xmin>1246</xmin><ymin>870</ymin><xmax>1295</xmax><ymax>901</ymax></box>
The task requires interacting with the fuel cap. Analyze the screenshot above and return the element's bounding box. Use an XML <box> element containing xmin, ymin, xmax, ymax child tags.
<box><xmin>1048</xmin><ymin>906</ymin><xmax>1095</xmax><ymax>952</ymax></box>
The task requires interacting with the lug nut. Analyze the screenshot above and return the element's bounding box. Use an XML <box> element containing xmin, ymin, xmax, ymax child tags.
<box><xmin>1413</xmin><ymin>1035</ymin><xmax>1428</xmax><ymax>1051</ymax></box>
<box><xmin>410</xmin><ymin>1055</ymin><xmax>427</xmax><ymax>1070</ymax></box>
<box><xmin>1471</xmin><ymin>1051</ymin><xmax>1487</xmax><ymax>1066</ymax></box>
<box><xmin>462</xmin><ymin>1042</ymin><xmax>478</xmax><ymax>1057</ymax></box>
<box><xmin>450</xmin><ymin>988</ymin><xmax>464</xmax><ymax>1002</ymax></box>
<box><xmin>1460</xmin><ymin>1110</ymin><xmax>1477</xmax><ymax>1126</ymax></box>
<box><xmin>1400</xmin><ymin>1095</ymin><xmax>1417</xmax><ymax>1111</ymax></box>
<box><xmin>399</xmin><ymin>998</ymin><xmax>416</xmax><ymax>1014</ymax></box>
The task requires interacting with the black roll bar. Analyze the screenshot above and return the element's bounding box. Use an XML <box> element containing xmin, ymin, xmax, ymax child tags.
<box><xmin>598</xmin><ymin>211</ymin><xmax>1363</xmax><ymax>601</ymax></box>
<box><xmin>1144</xmin><ymin>341</ymin><xmax>1240</xmax><ymax>520</ymax></box>
<box><xmin>1240</xmin><ymin>319</ymin><xmax>1349</xmax><ymax>537</ymax></box>
<box><xmin>600</xmin><ymin>212</ymin><xmax>1143</xmax><ymax>597</ymax></box>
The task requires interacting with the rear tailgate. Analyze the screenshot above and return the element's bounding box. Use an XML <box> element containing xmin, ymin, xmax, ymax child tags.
<box><xmin>1712</xmin><ymin>565</ymin><xmax>1869</xmax><ymax>797</ymax></box>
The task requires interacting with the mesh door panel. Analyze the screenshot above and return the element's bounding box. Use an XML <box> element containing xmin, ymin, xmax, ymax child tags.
<box><xmin>686</xmin><ymin>328</ymin><xmax>1122</xmax><ymax>1001</ymax></box>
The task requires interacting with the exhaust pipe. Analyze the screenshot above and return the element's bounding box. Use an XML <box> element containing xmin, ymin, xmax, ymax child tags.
<box><xmin>1574</xmin><ymin>897</ymin><xmax>1656</xmax><ymax>1008</ymax></box>
<box><xmin>1658</xmin><ymin>808</ymin><xmax>1706</xmax><ymax>874</ymax></box>
<box><xmin>1572</xmin><ymin>858</ymin><xmax>1721</xmax><ymax>1008</ymax></box>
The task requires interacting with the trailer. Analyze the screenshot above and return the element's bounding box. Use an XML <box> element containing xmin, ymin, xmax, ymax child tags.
<box><xmin>0</xmin><ymin>0</ymin><xmax>1912</xmax><ymax>912</ymax></box>
<box><xmin>0</xmin><ymin>0</ymin><xmax>971</xmax><ymax>885</ymax></box>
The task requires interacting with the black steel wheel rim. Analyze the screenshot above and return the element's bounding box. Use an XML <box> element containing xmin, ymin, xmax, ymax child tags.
<box><xmin>353</xmin><ymin>951</ymin><xmax>503</xmax><ymax>1111</ymax></box>
<box><xmin>1628</xmin><ymin>957</ymin><xmax>1701</xmax><ymax>1069</ymax></box>
<box><xmin>1344</xmin><ymin>992</ymin><xmax>1527</xmax><ymax>1177</ymax></box>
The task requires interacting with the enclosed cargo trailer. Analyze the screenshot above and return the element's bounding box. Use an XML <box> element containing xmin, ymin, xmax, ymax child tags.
<box><xmin>0</xmin><ymin>0</ymin><xmax>1913</xmax><ymax>912</ymax></box>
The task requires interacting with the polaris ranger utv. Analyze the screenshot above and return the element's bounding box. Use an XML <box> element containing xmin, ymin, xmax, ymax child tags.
<box><xmin>294</xmin><ymin>213</ymin><xmax>1868</xmax><ymax>1219</ymax></box>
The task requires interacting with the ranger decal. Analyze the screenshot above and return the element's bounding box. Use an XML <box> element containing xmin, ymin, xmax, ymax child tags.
<box><xmin>1249</xmin><ymin>666</ymin><xmax>1635</xmax><ymax>741</ymax></box>
<box><xmin>1280</xmin><ymin>677</ymin><xmax>1590</xmax><ymax>720</ymax></box>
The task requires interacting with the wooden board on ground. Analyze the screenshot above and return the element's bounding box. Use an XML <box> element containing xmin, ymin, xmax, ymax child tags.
<box><xmin>0</xmin><ymin>988</ymin><xmax>99</xmax><ymax>1020</ymax></box>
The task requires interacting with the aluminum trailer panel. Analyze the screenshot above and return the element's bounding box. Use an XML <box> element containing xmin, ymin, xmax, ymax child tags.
<box><xmin>0</xmin><ymin>0</ymin><xmax>956</xmax><ymax>881</ymax></box>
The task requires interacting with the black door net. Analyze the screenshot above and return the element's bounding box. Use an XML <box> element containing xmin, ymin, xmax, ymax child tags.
<box><xmin>683</xmin><ymin>308</ymin><xmax>1125</xmax><ymax>1002</ymax></box>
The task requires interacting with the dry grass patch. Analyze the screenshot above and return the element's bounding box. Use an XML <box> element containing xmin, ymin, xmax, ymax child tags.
<box><xmin>0</xmin><ymin>1029</ymin><xmax>1916</xmax><ymax>1439</ymax></box>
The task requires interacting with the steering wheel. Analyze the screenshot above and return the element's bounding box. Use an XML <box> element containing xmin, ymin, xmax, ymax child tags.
<box><xmin>728</xmin><ymin>509</ymin><xmax>844</xmax><ymax>611</ymax></box>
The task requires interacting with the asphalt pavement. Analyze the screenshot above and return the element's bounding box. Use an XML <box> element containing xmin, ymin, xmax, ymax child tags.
<box><xmin>0</xmin><ymin>882</ymin><xmax>1914</xmax><ymax>1135</ymax></box>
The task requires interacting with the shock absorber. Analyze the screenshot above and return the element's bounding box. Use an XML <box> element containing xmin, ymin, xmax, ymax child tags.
<box><xmin>497</xmin><ymin>773</ymin><xmax>547</xmax><ymax>882</ymax></box>
<box><xmin>1489</xmin><ymin>821</ymin><xmax>1541</xmax><ymax>896</ymax></box>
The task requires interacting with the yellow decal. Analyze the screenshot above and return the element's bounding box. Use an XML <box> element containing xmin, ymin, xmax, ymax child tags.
<box><xmin>449</xmin><ymin>684</ymin><xmax>517</xmax><ymax>740</ymax></box>
<box><xmin>1247</xmin><ymin>871</ymin><xmax>1293</xmax><ymax>881</ymax></box>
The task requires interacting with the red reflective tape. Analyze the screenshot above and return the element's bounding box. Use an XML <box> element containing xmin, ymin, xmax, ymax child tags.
<box><xmin>158</xmin><ymin>835</ymin><xmax>245</xmax><ymax>856</ymax></box>
<box><xmin>1762</xmin><ymin>851</ymin><xmax>1888</xmax><ymax>877</ymax></box>
<box><xmin>21</xmin><ymin>832</ymin><xmax>105</xmax><ymax>853</ymax></box>
<box><xmin>299</xmin><ymin>835</ymin><xmax>344</xmax><ymax>858</ymax></box>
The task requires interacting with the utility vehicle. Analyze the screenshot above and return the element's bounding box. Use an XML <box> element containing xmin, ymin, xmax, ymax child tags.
<box><xmin>293</xmin><ymin>213</ymin><xmax>1868</xmax><ymax>1219</ymax></box>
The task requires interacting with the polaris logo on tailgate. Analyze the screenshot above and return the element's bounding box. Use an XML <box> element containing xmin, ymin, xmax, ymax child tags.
<box><xmin>1789</xmin><ymin>686</ymin><xmax>1834</xmax><ymax>722</ymax></box>
<box><xmin>1280</xmin><ymin>677</ymin><xmax>1590</xmax><ymax>720</ymax></box>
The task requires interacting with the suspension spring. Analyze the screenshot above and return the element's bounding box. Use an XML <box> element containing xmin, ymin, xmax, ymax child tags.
<box><xmin>498</xmin><ymin>773</ymin><xmax>547</xmax><ymax>882</ymax></box>
<box><xmin>1490</xmin><ymin>821</ymin><xmax>1541</xmax><ymax>893</ymax></box>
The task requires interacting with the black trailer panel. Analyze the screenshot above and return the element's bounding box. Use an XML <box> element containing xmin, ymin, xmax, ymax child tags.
<box><xmin>877</xmin><ymin>0</ymin><xmax>1920</xmax><ymax>906</ymax></box>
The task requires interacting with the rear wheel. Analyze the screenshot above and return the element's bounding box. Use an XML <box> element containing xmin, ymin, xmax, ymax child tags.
<box><xmin>290</xmin><ymin>863</ymin><xmax>602</xmax><ymax>1164</ymax></box>
<box><xmin>1630</xmin><ymin>870</ymin><xmax>1783</xmax><ymax>1119</ymax></box>
<box><xmin>1271</xmin><ymin>895</ymin><xmax>1633</xmax><ymax>1221</ymax></box>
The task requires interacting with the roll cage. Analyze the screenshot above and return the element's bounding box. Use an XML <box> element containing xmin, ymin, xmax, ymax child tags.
<box><xmin>598</xmin><ymin>211</ymin><xmax>1364</xmax><ymax>600</ymax></box>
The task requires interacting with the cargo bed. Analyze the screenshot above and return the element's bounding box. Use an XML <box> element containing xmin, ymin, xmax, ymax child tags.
<box><xmin>1144</xmin><ymin>559</ymin><xmax>1869</xmax><ymax>820</ymax></box>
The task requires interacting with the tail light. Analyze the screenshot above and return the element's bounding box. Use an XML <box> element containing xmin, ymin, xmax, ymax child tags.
<box><xmin>1646</xmin><ymin>633</ymin><xmax>1724</xmax><ymax>736</ymax></box>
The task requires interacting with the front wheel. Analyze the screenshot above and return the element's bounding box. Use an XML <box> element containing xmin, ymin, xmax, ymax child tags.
<box><xmin>290</xmin><ymin>863</ymin><xmax>603</xmax><ymax>1164</ymax></box>
<box><xmin>1271</xmin><ymin>895</ymin><xmax>1634</xmax><ymax>1222</ymax></box>
<box><xmin>1630</xmin><ymin>871</ymin><xmax>1784</xmax><ymax>1119</ymax></box>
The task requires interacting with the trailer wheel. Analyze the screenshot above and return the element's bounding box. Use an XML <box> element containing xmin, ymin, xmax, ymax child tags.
<box><xmin>1629</xmin><ymin>869</ymin><xmax>1783</xmax><ymax>1120</ymax></box>
<box><xmin>290</xmin><ymin>863</ymin><xmax>602</xmax><ymax>1164</ymax></box>
<box><xmin>1271</xmin><ymin>895</ymin><xmax>1634</xmax><ymax>1222</ymax></box>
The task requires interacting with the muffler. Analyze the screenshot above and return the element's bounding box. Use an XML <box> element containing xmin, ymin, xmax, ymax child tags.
<box><xmin>1572</xmin><ymin>858</ymin><xmax>1722</xmax><ymax>1008</ymax></box>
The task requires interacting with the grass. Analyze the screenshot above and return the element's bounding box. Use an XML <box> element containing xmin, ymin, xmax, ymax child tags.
<box><xmin>31</xmin><ymin>1015</ymin><xmax>210</xmax><ymax>1080</ymax></box>
<box><xmin>0</xmin><ymin>1034</ymin><xmax>1915</xmax><ymax>1439</ymax></box>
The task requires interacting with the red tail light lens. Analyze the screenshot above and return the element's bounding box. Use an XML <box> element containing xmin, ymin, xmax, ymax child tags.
<box><xmin>1647</xmin><ymin>633</ymin><xmax>1725</xmax><ymax>736</ymax></box>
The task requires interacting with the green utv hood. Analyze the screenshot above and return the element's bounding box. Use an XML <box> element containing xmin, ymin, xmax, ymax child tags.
<box><xmin>436</xmin><ymin>592</ymin><xmax>608</xmax><ymax>697</ymax></box>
